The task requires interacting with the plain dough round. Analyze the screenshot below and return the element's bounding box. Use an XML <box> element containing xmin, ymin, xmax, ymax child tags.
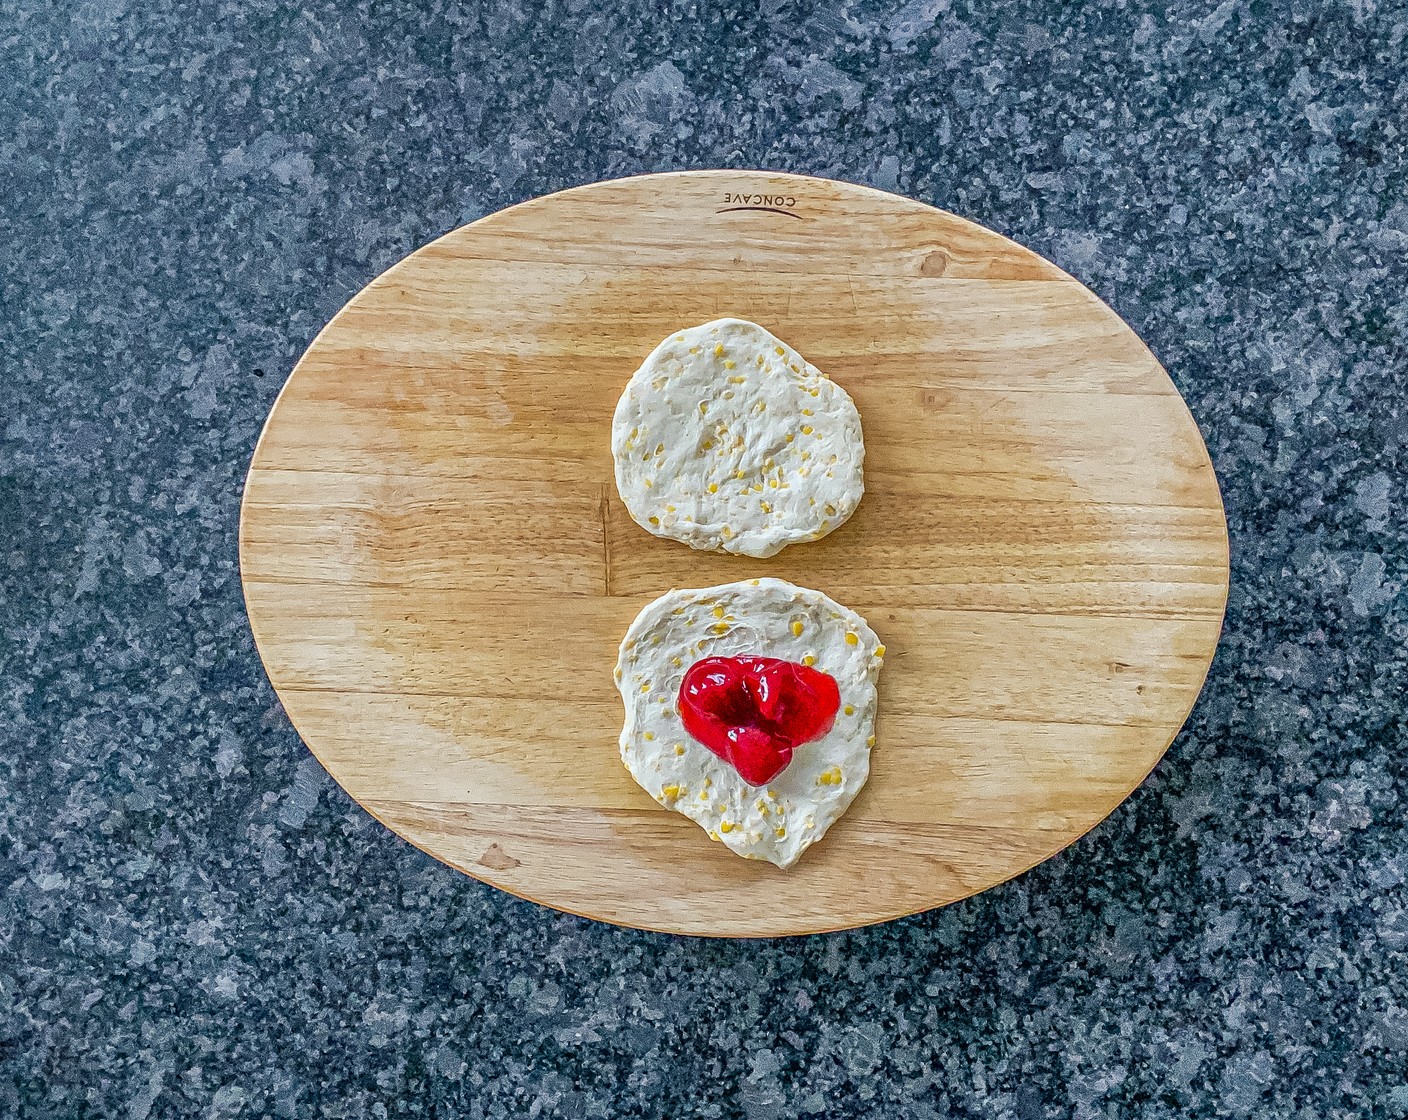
<box><xmin>611</xmin><ymin>319</ymin><xmax>864</xmax><ymax>558</ymax></box>
<box><xmin>614</xmin><ymin>577</ymin><xmax>885</xmax><ymax>868</ymax></box>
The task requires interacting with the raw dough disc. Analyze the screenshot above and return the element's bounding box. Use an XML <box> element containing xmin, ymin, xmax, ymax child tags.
<box><xmin>614</xmin><ymin>577</ymin><xmax>885</xmax><ymax>868</ymax></box>
<box><xmin>611</xmin><ymin>319</ymin><xmax>865</xmax><ymax>558</ymax></box>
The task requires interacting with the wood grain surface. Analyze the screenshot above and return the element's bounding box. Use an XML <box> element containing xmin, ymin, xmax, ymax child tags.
<box><xmin>239</xmin><ymin>171</ymin><xmax>1228</xmax><ymax>936</ymax></box>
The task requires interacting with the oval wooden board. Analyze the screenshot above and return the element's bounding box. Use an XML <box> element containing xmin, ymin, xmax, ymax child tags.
<box><xmin>240</xmin><ymin>171</ymin><xmax>1228</xmax><ymax>937</ymax></box>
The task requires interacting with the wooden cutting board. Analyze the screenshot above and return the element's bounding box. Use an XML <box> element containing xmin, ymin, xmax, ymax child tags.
<box><xmin>239</xmin><ymin>171</ymin><xmax>1227</xmax><ymax>936</ymax></box>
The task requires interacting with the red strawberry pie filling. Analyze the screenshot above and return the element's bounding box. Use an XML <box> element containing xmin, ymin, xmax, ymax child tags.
<box><xmin>678</xmin><ymin>656</ymin><xmax>842</xmax><ymax>785</ymax></box>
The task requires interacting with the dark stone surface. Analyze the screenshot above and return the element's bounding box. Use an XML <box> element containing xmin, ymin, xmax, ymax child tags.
<box><xmin>3</xmin><ymin>0</ymin><xmax>1406</xmax><ymax>1116</ymax></box>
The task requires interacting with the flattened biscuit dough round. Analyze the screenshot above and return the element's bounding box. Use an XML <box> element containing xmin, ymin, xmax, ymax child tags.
<box><xmin>612</xmin><ymin>319</ymin><xmax>864</xmax><ymax>558</ymax></box>
<box><xmin>615</xmin><ymin>578</ymin><xmax>884</xmax><ymax>869</ymax></box>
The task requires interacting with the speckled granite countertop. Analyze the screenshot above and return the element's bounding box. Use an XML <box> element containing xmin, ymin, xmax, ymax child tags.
<box><xmin>3</xmin><ymin>1</ymin><xmax>1406</xmax><ymax>1116</ymax></box>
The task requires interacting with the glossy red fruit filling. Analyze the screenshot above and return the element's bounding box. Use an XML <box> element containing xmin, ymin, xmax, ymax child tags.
<box><xmin>678</xmin><ymin>656</ymin><xmax>841</xmax><ymax>785</ymax></box>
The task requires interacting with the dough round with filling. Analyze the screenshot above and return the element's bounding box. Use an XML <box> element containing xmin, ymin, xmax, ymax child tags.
<box><xmin>611</xmin><ymin>319</ymin><xmax>864</xmax><ymax>558</ymax></box>
<box><xmin>614</xmin><ymin>578</ymin><xmax>885</xmax><ymax>868</ymax></box>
